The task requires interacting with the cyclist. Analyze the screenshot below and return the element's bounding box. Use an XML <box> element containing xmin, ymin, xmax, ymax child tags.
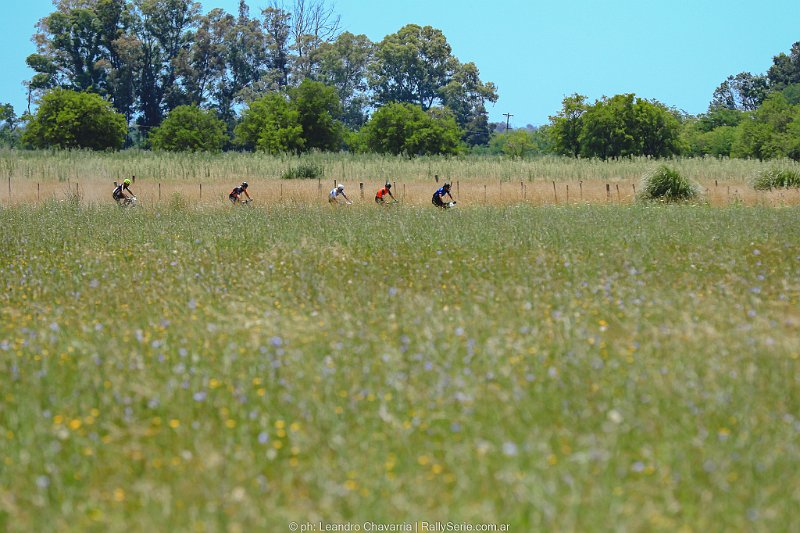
<box><xmin>229</xmin><ymin>181</ymin><xmax>252</xmax><ymax>205</ymax></box>
<box><xmin>329</xmin><ymin>183</ymin><xmax>352</xmax><ymax>205</ymax></box>
<box><xmin>432</xmin><ymin>182</ymin><xmax>455</xmax><ymax>208</ymax></box>
<box><xmin>375</xmin><ymin>182</ymin><xmax>396</xmax><ymax>205</ymax></box>
<box><xmin>113</xmin><ymin>178</ymin><xmax>136</xmax><ymax>205</ymax></box>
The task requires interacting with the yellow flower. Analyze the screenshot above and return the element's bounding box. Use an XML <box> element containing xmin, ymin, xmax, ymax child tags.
<box><xmin>69</xmin><ymin>419</ymin><xmax>82</xmax><ymax>430</ymax></box>
<box><xmin>169</xmin><ymin>419</ymin><xmax>180</xmax><ymax>429</ymax></box>
<box><xmin>113</xmin><ymin>488</ymin><xmax>125</xmax><ymax>502</ymax></box>
<box><xmin>225</xmin><ymin>419</ymin><xmax>236</xmax><ymax>429</ymax></box>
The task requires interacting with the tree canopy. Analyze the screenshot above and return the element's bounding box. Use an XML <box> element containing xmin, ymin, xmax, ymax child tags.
<box><xmin>21</xmin><ymin>89</ymin><xmax>127</xmax><ymax>150</ymax></box>
<box><xmin>149</xmin><ymin>105</ymin><xmax>227</xmax><ymax>152</ymax></box>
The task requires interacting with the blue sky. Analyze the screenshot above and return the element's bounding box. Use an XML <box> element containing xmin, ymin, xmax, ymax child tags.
<box><xmin>2</xmin><ymin>0</ymin><xmax>797</xmax><ymax>126</ymax></box>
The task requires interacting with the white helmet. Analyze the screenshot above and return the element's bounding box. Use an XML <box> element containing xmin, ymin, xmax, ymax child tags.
<box><xmin>337</xmin><ymin>184</ymin><xmax>344</xmax><ymax>191</ymax></box>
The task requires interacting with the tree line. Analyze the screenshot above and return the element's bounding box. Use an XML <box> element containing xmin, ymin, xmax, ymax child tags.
<box><xmin>10</xmin><ymin>0</ymin><xmax>495</xmax><ymax>153</ymax></box>
<box><xmin>496</xmin><ymin>41</ymin><xmax>800</xmax><ymax>161</ymax></box>
<box><xmin>0</xmin><ymin>0</ymin><xmax>797</xmax><ymax>160</ymax></box>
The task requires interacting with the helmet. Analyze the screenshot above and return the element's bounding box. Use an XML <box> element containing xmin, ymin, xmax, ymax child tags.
<box><xmin>337</xmin><ymin>184</ymin><xmax>344</xmax><ymax>191</ymax></box>
<box><xmin>443</xmin><ymin>182</ymin><xmax>451</xmax><ymax>189</ymax></box>
<box><xmin>123</xmin><ymin>178</ymin><xmax>131</xmax><ymax>186</ymax></box>
<box><xmin>241</xmin><ymin>181</ymin><xmax>248</xmax><ymax>189</ymax></box>
<box><xmin>385</xmin><ymin>182</ymin><xmax>392</xmax><ymax>189</ymax></box>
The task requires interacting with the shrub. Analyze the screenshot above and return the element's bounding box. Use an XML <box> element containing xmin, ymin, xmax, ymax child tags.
<box><xmin>21</xmin><ymin>89</ymin><xmax>127</xmax><ymax>150</ymax></box>
<box><xmin>752</xmin><ymin>167</ymin><xmax>800</xmax><ymax>190</ymax></box>
<box><xmin>149</xmin><ymin>106</ymin><xmax>227</xmax><ymax>152</ymax></box>
<box><xmin>639</xmin><ymin>165</ymin><xmax>700</xmax><ymax>201</ymax></box>
<box><xmin>281</xmin><ymin>163</ymin><xmax>324</xmax><ymax>179</ymax></box>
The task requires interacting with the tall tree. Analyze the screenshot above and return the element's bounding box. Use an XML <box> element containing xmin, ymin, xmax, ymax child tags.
<box><xmin>767</xmin><ymin>42</ymin><xmax>800</xmax><ymax>91</ymax></box>
<box><xmin>548</xmin><ymin>94</ymin><xmax>588</xmax><ymax>157</ymax></box>
<box><xmin>369</xmin><ymin>24</ymin><xmax>458</xmax><ymax>110</ymax></box>
<box><xmin>0</xmin><ymin>104</ymin><xmax>20</xmax><ymax>147</ymax></box>
<box><xmin>234</xmin><ymin>93</ymin><xmax>303</xmax><ymax>153</ymax></box>
<box><xmin>316</xmin><ymin>32</ymin><xmax>373</xmax><ymax>129</ymax></box>
<box><xmin>287</xmin><ymin>0</ymin><xmax>341</xmax><ymax>81</ymax></box>
<box><xmin>288</xmin><ymin>79</ymin><xmax>342</xmax><ymax>151</ymax></box>
<box><xmin>439</xmin><ymin>62</ymin><xmax>498</xmax><ymax>145</ymax></box>
<box><xmin>133</xmin><ymin>0</ymin><xmax>200</xmax><ymax>130</ymax></box>
<box><xmin>710</xmin><ymin>72</ymin><xmax>769</xmax><ymax>111</ymax></box>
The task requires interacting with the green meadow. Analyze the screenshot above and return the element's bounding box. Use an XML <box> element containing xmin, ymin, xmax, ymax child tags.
<box><xmin>1</xmin><ymin>203</ymin><xmax>799</xmax><ymax>532</ymax></box>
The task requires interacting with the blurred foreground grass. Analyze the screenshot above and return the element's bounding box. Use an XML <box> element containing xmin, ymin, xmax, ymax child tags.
<box><xmin>1</xmin><ymin>203</ymin><xmax>799</xmax><ymax>532</ymax></box>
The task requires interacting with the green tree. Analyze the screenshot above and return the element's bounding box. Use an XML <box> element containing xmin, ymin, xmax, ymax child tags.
<box><xmin>634</xmin><ymin>99</ymin><xmax>682</xmax><ymax>157</ymax></box>
<box><xmin>370</xmin><ymin>24</ymin><xmax>455</xmax><ymax>109</ymax></box>
<box><xmin>234</xmin><ymin>93</ymin><xmax>303</xmax><ymax>153</ymax></box>
<box><xmin>316</xmin><ymin>32</ymin><xmax>374</xmax><ymax>129</ymax></box>
<box><xmin>289</xmin><ymin>80</ymin><xmax>343</xmax><ymax>151</ymax></box>
<box><xmin>767</xmin><ymin>42</ymin><xmax>800</xmax><ymax>91</ymax></box>
<box><xmin>134</xmin><ymin>0</ymin><xmax>201</xmax><ymax>130</ymax></box>
<box><xmin>22</xmin><ymin>89</ymin><xmax>127</xmax><ymax>150</ymax></box>
<box><xmin>710</xmin><ymin>72</ymin><xmax>769</xmax><ymax>111</ymax></box>
<box><xmin>579</xmin><ymin>94</ymin><xmax>638</xmax><ymax>159</ymax></box>
<box><xmin>577</xmin><ymin>94</ymin><xmax>681</xmax><ymax>159</ymax></box>
<box><xmin>368</xmin><ymin>24</ymin><xmax>497</xmax><ymax>138</ymax></box>
<box><xmin>731</xmin><ymin>93</ymin><xmax>799</xmax><ymax>160</ymax></box>
<box><xmin>359</xmin><ymin>102</ymin><xmax>461</xmax><ymax>156</ymax></box>
<box><xmin>149</xmin><ymin>105</ymin><xmax>226</xmax><ymax>152</ymax></box>
<box><xmin>549</xmin><ymin>94</ymin><xmax>588</xmax><ymax>157</ymax></box>
<box><xmin>0</xmin><ymin>104</ymin><xmax>20</xmax><ymax>147</ymax></box>
<box><xmin>439</xmin><ymin>62</ymin><xmax>498</xmax><ymax>145</ymax></box>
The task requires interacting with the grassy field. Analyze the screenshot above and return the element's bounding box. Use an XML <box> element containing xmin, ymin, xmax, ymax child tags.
<box><xmin>1</xmin><ymin>202</ymin><xmax>799</xmax><ymax>532</ymax></box>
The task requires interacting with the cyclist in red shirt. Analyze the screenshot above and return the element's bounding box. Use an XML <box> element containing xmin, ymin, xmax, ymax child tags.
<box><xmin>375</xmin><ymin>182</ymin><xmax>396</xmax><ymax>205</ymax></box>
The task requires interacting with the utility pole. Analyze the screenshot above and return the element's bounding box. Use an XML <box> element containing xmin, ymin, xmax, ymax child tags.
<box><xmin>503</xmin><ymin>112</ymin><xmax>513</xmax><ymax>132</ymax></box>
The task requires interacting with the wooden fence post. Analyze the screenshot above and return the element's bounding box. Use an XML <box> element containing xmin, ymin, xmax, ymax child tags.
<box><xmin>579</xmin><ymin>180</ymin><xmax>583</xmax><ymax>202</ymax></box>
<box><xmin>552</xmin><ymin>181</ymin><xmax>557</xmax><ymax>204</ymax></box>
<box><xmin>606</xmin><ymin>183</ymin><xmax>611</xmax><ymax>202</ymax></box>
<box><xmin>360</xmin><ymin>182</ymin><xmax>364</xmax><ymax>199</ymax></box>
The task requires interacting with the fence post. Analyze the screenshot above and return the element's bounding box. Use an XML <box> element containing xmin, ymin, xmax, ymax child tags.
<box><xmin>200</xmin><ymin>183</ymin><xmax>202</xmax><ymax>201</ymax></box>
<box><xmin>435</xmin><ymin>174</ymin><xmax>439</xmax><ymax>183</ymax></box>
<box><xmin>579</xmin><ymin>180</ymin><xmax>583</xmax><ymax>202</ymax></box>
<box><xmin>552</xmin><ymin>181</ymin><xmax>557</xmax><ymax>204</ymax></box>
<box><xmin>616</xmin><ymin>183</ymin><xmax>621</xmax><ymax>202</ymax></box>
<box><xmin>456</xmin><ymin>181</ymin><xmax>459</xmax><ymax>198</ymax></box>
<box><xmin>37</xmin><ymin>183</ymin><xmax>40</xmax><ymax>203</ymax></box>
<box><xmin>566</xmin><ymin>184</ymin><xmax>569</xmax><ymax>203</ymax></box>
<box><xmin>606</xmin><ymin>183</ymin><xmax>611</xmax><ymax>202</ymax></box>
<box><xmin>484</xmin><ymin>184</ymin><xmax>487</xmax><ymax>204</ymax></box>
<box><xmin>360</xmin><ymin>182</ymin><xmax>364</xmax><ymax>199</ymax></box>
<box><xmin>158</xmin><ymin>183</ymin><xmax>161</xmax><ymax>202</ymax></box>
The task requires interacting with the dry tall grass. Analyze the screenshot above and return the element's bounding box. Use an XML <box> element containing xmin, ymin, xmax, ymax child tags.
<box><xmin>2</xmin><ymin>149</ymin><xmax>800</xmax><ymax>206</ymax></box>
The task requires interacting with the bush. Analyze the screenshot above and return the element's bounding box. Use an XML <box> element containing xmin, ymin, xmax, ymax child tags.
<box><xmin>639</xmin><ymin>165</ymin><xmax>700</xmax><ymax>201</ymax></box>
<box><xmin>22</xmin><ymin>89</ymin><xmax>127</xmax><ymax>150</ymax></box>
<box><xmin>281</xmin><ymin>163</ymin><xmax>324</xmax><ymax>179</ymax></box>
<box><xmin>752</xmin><ymin>167</ymin><xmax>800</xmax><ymax>190</ymax></box>
<box><xmin>149</xmin><ymin>106</ymin><xmax>227</xmax><ymax>152</ymax></box>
